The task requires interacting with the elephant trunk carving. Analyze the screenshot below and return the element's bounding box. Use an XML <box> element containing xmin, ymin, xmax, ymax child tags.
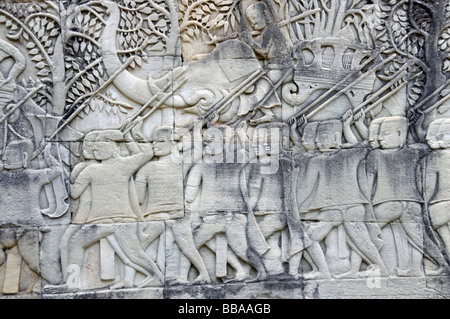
<box><xmin>101</xmin><ymin>2</ymin><xmax>153</xmax><ymax>105</ymax></box>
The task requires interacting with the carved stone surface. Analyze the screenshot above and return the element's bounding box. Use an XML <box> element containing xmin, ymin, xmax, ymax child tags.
<box><xmin>0</xmin><ymin>0</ymin><xmax>449</xmax><ymax>299</ymax></box>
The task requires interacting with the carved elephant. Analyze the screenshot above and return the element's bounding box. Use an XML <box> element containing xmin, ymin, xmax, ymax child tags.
<box><xmin>101</xmin><ymin>1</ymin><xmax>273</xmax><ymax>125</ymax></box>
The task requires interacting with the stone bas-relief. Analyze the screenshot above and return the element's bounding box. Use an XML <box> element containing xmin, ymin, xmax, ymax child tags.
<box><xmin>0</xmin><ymin>0</ymin><xmax>449</xmax><ymax>299</ymax></box>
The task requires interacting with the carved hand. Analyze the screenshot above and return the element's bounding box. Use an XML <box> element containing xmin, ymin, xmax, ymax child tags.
<box><xmin>288</xmin><ymin>117</ymin><xmax>296</xmax><ymax>127</ymax></box>
<box><xmin>298</xmin><ymin>115</ymin><xmax>308</xmax><ymax>128</ymax></box>
<box><xmin>239</xmin><ymin>31</ymin><xmax>252</xmax><ymax>43</ymax></box>
<box><xmin>354</xmin><ymin>110</ymin><xmax>365</xmax><ymax>123</ymax></box>
<box><xmin>343</xmin><ymin>109</ymin><xmax>354</xmax><ymax>126</ymax></box>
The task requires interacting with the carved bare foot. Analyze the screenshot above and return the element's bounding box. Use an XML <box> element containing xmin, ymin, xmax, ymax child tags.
<box><xmin>333</xmin><ymin>271</ymin><xmax>359</xmax><ymax>279</ymax></box>
<box><xmin>222</xmin><ymin>270</ymin><xmax>249</xmax><ymax>283</ymax></box>
<box><xmin>304</xmin><ymin>271</ymin><xmax>332</xmax><ymax>280</ymax></box>
<box><xmin>245</xmin><ymin>270</ymin><xmax>267</xmax><ymax>283</ymax></box>
<box><xmin>356</xmin><ymin>269</ymin><xmax>375</xmax><ymax>278</ymax></box>
<box><xmin>110</xmin><ymin>280</ymin><xmax>133</xmax><ymax>290</ymax></box>
<box><xmin>165</xmin><ymin>276</ymin><xmax>188</xmax><ymax>286</ymax></box>
<box><xmin>137</xmin><ymin>276</ymin><xmax>163</xmax><ymax>288</ymax></box>
<box><xmin>396</xmin><ymin>268</ymin><xmax>423</xmax><ymax>277</ymax></box>
<box><xmin>289</xmin><ymin>272</ymin><xmax>301</xmax><ymax>280</ymax></box>
<box><xmin>426</xmin><ymin>266</ymin><xmax>449</xmax><ymax>276</ymax></box>
<box><xmin>191</xmin><ymin>274</ymin><xmax>211</xmax><ymax>285</ymax></box>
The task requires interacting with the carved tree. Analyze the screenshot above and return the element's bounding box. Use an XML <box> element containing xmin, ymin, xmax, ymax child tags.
<box><xmin>288</xmin><ymin>0</ymin><xmax>377</xmax><ymax>47</ymax></box>
<box><xmin>61</xmin><ymin>0</ymin><xmax>179</xmax><ymax>119</ymax></box>
<box><xmin>375</xmin><ymin>0</ymin><xmax>449</xmax><ymax>122</ymax></box>
<box><xmin>178</xmin><ymin>0</ymin><xmax>241</xmax><ymax>59</ymax></box>
<box><xmin>61</xmin><ymin>1</ymin><xmax>109</xmax><ymax>118</ymax></box>
<box><xmin>0</xmin><ymin>0</ymin><xmax>63</xmax><ymax>115</ymax></box>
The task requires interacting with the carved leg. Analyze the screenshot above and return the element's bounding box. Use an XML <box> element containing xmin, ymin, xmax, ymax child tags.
<box><xmin>343</xmin><ymin>205</ymin><xmax>389</xmax><ymax>277</ymax></box>
<box><xmin>112</xmin><ymin>224</ymin><xmax>164</xmax><ymax>286</ymax></box>
<box><xmin>65</xmin><ymin>225</ymin><xmax>116</xmax><ymax>289</ymax></box>
<box><xmin>429</xmin><ymin>202</ymin><xmax>450</xmax><ymax>256</ymax></box>
<box><xmin>171</xmin><ymin>216</ymin><xmax>211</xmax><ymax>284</ymax></box>
<box><xmin>115</xmin><ymin>222</ymin><xmax>166</xmax><ymax>288</ymax></box>
<box><xmin>256</xmin><ymin>214</ymin><xmax>285</xmax><ymax>275</ymax></box>
<box><xmin>60</xmin><ymin>225</ymin><xmax>81</xmax><ymax>282</ymax></box>
<box><xmin>391</xmin><ymin>223</ymin><xmax>410</xmax><ymax>275</ymax></box>
<box><xmin>100</xmin><ymin>238</ymin><xmax>115</xmax><ymax>281</ymax></box>
<box><xmin>206</xmin><ymin>242</ymin><xmax>249</xmax><ymax>283</ymax></box>
<box><xmin>304</xmin><ymin>241</ymin><xmax>331</xmax><ymax>280</ymax></box>
<box><xmin>215</xmin><ymin>234</ymin><xmax>227</xmax><ymax>279</ymax></box>
<box><xmin>193</xmin><ymin>216</ymin><xmax>225</xmax><ymax>249</ymax></box>
<box><xmin>437</xmin><ymin>225</ymin><xmax>450</xmax><ymax>253</ymax></box>
<box><xmin>288</xmin><ymin>251</ymin><xmax>302</xmax><ymax>279</ymax></box>
<box><xmin>226</xmin><ymin>214</ymin><xmax>267</xmax><ymax>282</ymax></box>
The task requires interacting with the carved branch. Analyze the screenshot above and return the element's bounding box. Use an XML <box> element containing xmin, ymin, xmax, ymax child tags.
<box><xmin>148</xmin><ymin>0</ymin><xmax>171</xmax><ymax>20</ymax></box>
<box><xmin>24</xmin><ymin>12</ymin><xmax>61</xmax><ymax>27</ymax></box>
<box><xmin>180</xmin><ymin>0</ymin><xmax>211</xmax><ymax>32</ymax></box>
<box><xmin>0</xmin><ymin>10</ymin><xmax>53</xmax><ymax>69</ymax></box>
<box><xmin>411</xmin><ymin>0</ymin><xmax>435</xmax><ymax>14</ymax></box>
<box><xmin>64</xmin><ymin>57</ymin><xmax>103</xmax><ymax>95</ymax></box>
<box><xmin>67</xmin><ymin>31</ymin><xmax>101</xmax><ymax>48</ymax></box>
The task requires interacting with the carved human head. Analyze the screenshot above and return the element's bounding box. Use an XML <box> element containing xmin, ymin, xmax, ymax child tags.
<box><xmin>426</xmin><ymin>119</ymin><xmax>446</xmax><ymax>150</ymax></box>
<box><xmin>203</xmin><ymin>126</ymin><xmax>225</xmax><ymax>157</ymax></box>
<box><xmin>437</xmin><ymin>118</ymin><xmax>450</xmax><ymax>149</ymax></box>
<box><xmin>93</xmin><ymin>130</ymin><xmax>124</xmax><ymax>161</ymax></box>
<box><xmin>377</xmin><ymin>116</ymin><xmax>408</xmax><ymax>150</ymax></box>
<box><xmin>82</xmin><ymin>131</ymin><xmax>99</xmax><ymax>160</ymax></box>
<box><xmin>2</xmin><ymin>139</ymin><xmax>34</xmax><ymax>170</ymax></box>
<box><xmin>301</xmin><ymin>122</ymin><xmax>319</xmax><ymax>152</ymax></box>
<box><xmin>152</xmin><ymin>126</ymin><xmax>175</xmax><ymax>157</ymax></box>
<box><xmin>315</xmin><ymin>120</ymin><xmax>343</xmax><ymax>152</ymax></box>
<box><xmin>246</xmin><ymin>2</ymin><xmax>270</xmax><ymax>31</ymax></box>
<box><xmin>368</xmin><ymin>117</ymin><xmax>387</xmax><ymax>150</ymax></box>
<box><xmin>252</xmin><ymin>124</ymin><xmax>281</xmax><ymax>158</ymax></box>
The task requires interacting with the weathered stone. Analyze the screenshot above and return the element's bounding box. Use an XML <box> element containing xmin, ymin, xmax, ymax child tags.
<box><xmin>0</xmin><ymin>0</ymin><xmax>449</xmax><ymax>300</ymax></box>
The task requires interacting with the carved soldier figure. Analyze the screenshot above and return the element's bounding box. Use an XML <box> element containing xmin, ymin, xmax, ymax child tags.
<box><xmin>423</xmin><ymin>119</ymin><xmax>450</xmax><ymax>254</ymax></box>
<box><xmin>70</xmin><ymin>131</ymin><xmax>99</xmax><ymax>224</ymax></box>
<box><xmin>301</xmin><ymin>119</ymin><xmax>389</xmax><ymax>278</ymax></box>
<box><xmin>0</xmin><ymin>140</ymin><xmax>60</xmax><ymax>294</ymax></box>
<box><xmin>244</xmin><ymin>124</ymin><xmax>290</xmax><ymax>275</ymax></box>
<box><xmin>185</xmin><ymin>126</ymin><xmax>267</xmax><ymax>282</ymax></box>
<box><xmin>239</xmin><ymin>1</ymin><xmax>292</xmax><ymax>125</ymax></box>
<box><xmin>59</xmin><ymin>131</ymin><xmax>99</xmax><ymax>285</ymax></box>
<box><xmin>60</xmin><ymin>130</ymin><xmax>165</xmax><ymax>289</ymax></box>
<box><xmin>70</xmin><ymin>130</ymin><xmax>151</xmax><ymax>224</ymax></box>
<box><xmin>0</xmin><ymin>140</ymin><xmax>61</xmax><ymax>232</ymax></box>
<box><xmin>367</xmin><ymin>117</ymin><xmax>388</xmax><ymax>150</ymax></box>
<box><xmin>289</xmin><ymin>118</ymin><xmax>331</xmax><ymax>279</ymax></box>
<box><xmin>366</xmin><ymin>116</ymin><xmax>447</xmax><ymax>276</ymax></box>
<box><xmin>0</xmin><ymin>38</ymin><xmax>26</xmax><ymax>154</ymax></box>
<box><xmin>135</xmin><ymin>126</ymin><xmax>211</xmax><ymax>284</ymax></box>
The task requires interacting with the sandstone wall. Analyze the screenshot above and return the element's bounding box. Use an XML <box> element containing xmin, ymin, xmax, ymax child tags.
<box><xmin>0</xmin><ymin>0</ymin><xmax>449</xmax><ymax>299</ymax></box>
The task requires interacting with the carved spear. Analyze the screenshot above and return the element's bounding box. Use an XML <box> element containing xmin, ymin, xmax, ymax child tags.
<box><xmin>122</xmin><ymin>76</ymin><xmax>189</xmax><ymax>135</ymax></box>
<box><xmin>288</xmin><ymin>53</ymin><xmax>392</xmax><ymax>121</ymax></box>
<box><xmin>120</xmin><ymin>68</ymin><xmax>187</xmax><ymax>132</ymax></box>
<box><xmin>230</xmin><ymin>67</ymin><xmax>294</xmax><ymax>128</ymax></box>
<box><xmin>206</xmin><ymin>8</ymin><xmax>322</xmax><ymax>45</ymax></box>
<box><xmin>422</xmin><ymin>93</ymin><xmax>450</xmax><ymax>115</ymax></box>
<box><xmin>350</xmin><ymin>71</ymin><xmax>423</xmax><ymax>123</ymax></box>
<box><xmin>412</xmin><ymin>77</ymin><xmax>450</xmax><ymax>112</ymax></box>
<box><xmin>0</xmin><ymin>84</ymin><xmax>44</xmax><ymax>125</ymax></box>
<box><xmin>46</xmin><ymin>56</ymin><xmax>137</xmax><ymax>142</ymax></box>
<box><xmin>193</xmin><ymin>69</ymin><xmax>266</xmax><ymax>128</ymax></box>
